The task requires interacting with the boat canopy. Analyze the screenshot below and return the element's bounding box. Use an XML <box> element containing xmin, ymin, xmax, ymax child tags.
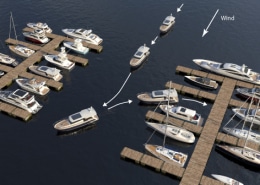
<box><xmin>151</xmin><ymin>89</ymin><xmax>177</xmax><ymax>98</ymax></box>
<box><xmin>176</xmin><ymin>106</ymin><xmax>196</xmax><ymax>117</ymax></box>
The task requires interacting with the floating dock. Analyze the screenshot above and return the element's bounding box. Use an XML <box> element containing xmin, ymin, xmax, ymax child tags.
<box><xmin>0</xmin><ymin>26</ymin><xmax>103</xmax><ymax>121</ymax></box>
<box><xmin>120</xmin><ymin>65</ymin><xmax>260</xmax><ymax>185</ymax></box>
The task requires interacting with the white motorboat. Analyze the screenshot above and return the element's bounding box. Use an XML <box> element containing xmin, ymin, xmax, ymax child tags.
<box><xmin>137</xmin><ymin>89</ymin><xmax>178</xmax><ymax>104</ymax></box>
<box><xmin>159</xmin><ymin>105</ymin><xmax>204</xmax><ymax>126</ymax></box>
<box><xmin>184</xmin><ymin>75</ymin><xmax>218</xmax><ymax>90</ymax></box>
<box><xmin>15</xmin><ymin>78</ymin><xmax>50</xmax><ymax>96</ymax></box>
<box><xmin>144</xmin><ymin>144</ymin><xmax>188</xmax><ymax>167</ymax></box>
<box><xmin>44</xmin><ymin>47</ymin><xmax>75</xmax><ymax>70</ymax></box>
<box><xmin>29</xmin><ymin>65</ymin><xmax>63</xmax><ymax>81</ymax></box>
<box><xmin>236</xmin><ymin>87</ymin><xmax>260</xmax><ymax>102</ymax></box>
<box><xmin>232</xmin><ymin>108</ymin><xmax>260</xmax><ymax>125</ymax></box>
<box><xmin>27</xmin><ymin>22</ymin><xmax>52</xmax><ymax>33</ymax></box>
<box><xmin>0</xmin><ymin>89</ymin><xmax>42</xmax><ymax>114</ymax></box>
<box><xmin>159</xmin><ymin>13</ymin><xmax>175</xmax><ymax>33</ymax></box>
<box><xmin>145</xmin><ymin>121</ymin><xmax>195</xmax><ymax>144</ymax></box>
<box><xmin>129</xmin><ymin>44</ymin><xmax>150</xmax><ymax>68</ymax></box>
<box><xmin>9</xmin><ymin>45</ymin><xmax>35</xmax><ymax>58</ymax></box>
<box><xmin>211</xmin><ymin>174</ymin><xmax>243</xmax><ymax>185</ymax></box>
<box><xmin>62</xmin><ymin>28</ymin><xmax>103</xmax><ymax>45</ymax></box>
<box><xmin>193</xmin><ymin>59</ymin><xmax>260</xmax><ymax>85</ymax></box>
<box><xmin>63</xmin><ymin>38</ymin><xmax>89</xmax><ymax>55</ymax></box>
<box><xmin>23</xmin><ymin>29</ymin><xmax>50</xmax><ymax>44</ymax></box>
<box><xmin>54</xmin><ymin>107</ymin><xmax>99</xmax><ymax>132</ymax></box>
<box><xmin>0</xmin><ymin>52</ymin><xmax>18</xmax><ymax>66</ymax></box>
<box><xmin>216</xmin><ymin>144</ymin><xmax>260</xmax><ymax>168</ymax></box>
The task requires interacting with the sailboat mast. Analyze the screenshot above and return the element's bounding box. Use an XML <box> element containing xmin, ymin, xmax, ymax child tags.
<box><xmin>163</xmin><ymin>81</ymin><xmax>171</xmax><ymax>147</ymax></box>
<box><xmin>9</xmin><ymin>12</ymin><xmax>18</xmax><ymax>44</ymax></box>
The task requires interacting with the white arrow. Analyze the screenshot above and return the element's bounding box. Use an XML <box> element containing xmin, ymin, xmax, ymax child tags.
<box><xmin>177</xmin><ymin>3</ymin><xmax>184</xmax><ymax>12</ymax></box>
<box><xmin>182</xmin><ymin>98</ymin><xmax>207</xmax><ymax>106</ymax></box>
<box><xmin>103</xmin><ymin>72</ymin><xmax>132</xmax><ymax>107</ymax></box>
<box><xmin>151</xmin><ymin>36</ymin><xmax>158</xmax><ymax>45</ymax></box>
<box><xmin>202</xmin><ymin>9</ymin><xmax>219</xmax><ymax>37</ymax></box>
<box><xmin>108</xmin><ymin>100</ymin><xmax>133</xmax><ymax>110</ymax></box>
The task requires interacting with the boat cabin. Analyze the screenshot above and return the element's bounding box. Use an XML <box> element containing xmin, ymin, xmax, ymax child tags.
<box><xmin>8</xmin><ymin>89</ymin><xmax>33</xmax><ymax>102</ymax></box>
<box><xmin>133</xmin><ymin>45</ymin><xmax>150</xmax><ymax>59</ymax></box>
<box><xmin>68</xmin><ymin>108</ymin><xmax>95</xmax><ymax>124</ymax></box>
<box><xmin>38</xmin><ymin>66</ymin><xmax>60</xmax><ymax>76</ymax></box>
<box><xmin>174</xmin><ymin>106</ymin><xmax>198</xmax><ymax>120</ymax></box>
<box><xmin>151</xmin><ymin>89</ymin><xmax>177</xmax><ymax>99</ymax></box>
<box><xmin>162</xmin><ymin>14</ymin><xmax>175</xmax><ymax>26</ymax></box>
<box><xmin>75</xmin><ymin>29</ymin><xmax>92</xmax><ymax>36</ymax></box>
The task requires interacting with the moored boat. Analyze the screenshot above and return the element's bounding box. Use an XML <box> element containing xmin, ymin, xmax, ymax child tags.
<box><xmin>145</xmin><ymin>121</ymin><xmax>195</xmax><ymax>144</ymax></box>
<box><xmin>184</xmin><ymin>75</ymin><xmax>218</xmax><ymax>89</ymax></box>
<box><xmin>144</xmin><ymin>144</ymin><xmax>188</xmax><ymax>167</ymax></box>
<box><xmin>0</xmin><ymin>89</ymin><xmax>42</xmax><ymax>114</ymax></box>
<box><xmin>236</xmin><ymin>87</ymin><xmax>260</xmax><ymax>102</ymax></box>
<box><xmin>159</xmin><ymin>13</ymin><xmax>175</xmax><ymax>34</ymax></box>
<box><xmin>193</xmin><ymin>59</ymin><xmax>260</xmax><ymax>85</ymax></box>
<box><xmin>9</xmin><ymin>45</ymin><xmax>35</xmax><ymax>58</ymax></box>
<box><xmin>23</xmin><ymin>29</ymin><xmax>50</xmax><ymax>44</ymax></box>
<box><xmin>232</xmin><ymin>107</ymin><xmax>260</xmax><ymax>125</ymax></box>
<box><xmin>63</xmin><ymin>38</ymin><xmax>89</xmax><ymax>55</ymax></box>
<box><xmin>129</xmin><ymin>44</ymin><xmax>150</xmax><ymax>68</ymax></box>
<box><xmin>44</xmin><ymin>47</ymin><xmax>75</xmax><ymax>70</ymax></box>
<box><xmin>62</xmin><ymin>28</ymin><xmax>103</xmax><ymax>45</ymax></box>
<box><xmin>137</xmin><ymin>89</ymin><xmax>178</xmax><ymax>104</ymax></box>
<box><xmin>29</xmin><ymin>65</ymin><xmax>63</xmax><ymax>81</ymax></box>
<box><xmin>211</xmin><ymin>174</ymin><xmax>244</xmax><ymax>185</ymax></box>
<box><xmin>0</xmin><ymin>52</ymin><xmax>18</xmax><ymax>66</ymax></box>
<box><xmin>159</xmin><ymin>105</ymin><xmax>204</xmax><ymax>126</ymax></box>
<box><xmin>15</xmin><ymin>78</ymin><xmax>50</xmax><ymax>96</ymax></box>
<box><xmin>54</xmin><ymin>107</ymin><xmax>99</xmax><ymax>132</ymax></box>
<box><xmin>27</xmin><ymin>22</ymin><xmax>52</xmax><ymax>33</ymax></box>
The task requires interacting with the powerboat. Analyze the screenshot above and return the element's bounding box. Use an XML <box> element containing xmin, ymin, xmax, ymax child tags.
<box><xmin>159</xmin><ymin>13</ymin><xmax>175</xmax><ymax>34</ymax></box>
<box><xmin>184</xmin><ymin>75</ymin><xmax>218</xmax><ymax>89</ymax></box>
<box><xmin>222</xmin><ymin>127</ymin><xmax>260</xmax><ymax>144</ymax></box>
<box><xmin>62</xmin><ymin>28</ymin><xmax>103</xmax><ymax>45</ymax></box>
<box><xmin>211</xmin><ymin>174</ymin><xmax>243</xmax><ymax>185</ymax></box>
<box><xmin>159</xmin><ymin>105</ymin><xmax>204</xmax><ymax>126</ymax></box>
<box><xmin>15</xmin><ymin>78</ymin><xmax>50</xmax><ymax>96</ymax></box>
<box><xmin>29</xmin><ymin>65</ymin><xmax>63</xmax><ymax>81</ymax></box>
<box><xmin>44</xmin><ymin>47</ymin><xmax>75</xmax><ymax>70</ymax></box>
<box><xmin>193</xmin><ymin>59</ymin><xmax>260</xmax><ymax>85</ymax></box>
<box><xmin>144</xmin><ymin>144</ymin><xmax>188</xmax><ymax>167</ymax></box>
<box><xmin>232</xmin><ymin>108</ymin><xmax>260</xmax><ymax>125</ymax></box>
<box><xmin>23</xmin><ymin>29</ymin><xmax>50</xmax><ymax>44</ymax></box>
<box><xmin>236</xmin><ymin>87</ymin><xmax>260</xmax><ymax>102</ymax></box>
<box><xmin>63</xmin><ymin>39</ymin><xmax>89</xmax><ymax>55</ymax></box>
<box><xmin>145</xmin><ymin>121</ymin><xmax>195</xmax><ymax>144</ymax></box>
<box><xmin>137</xmin><ymin>89</ymin><xmax>178</xmax><ymax>104</ymax></box>
<box><xmin>27</xmin><ymin>22</ymin><xmax>52</xmax><ymax>33</ymax></box>
<box><xmin>0</xmin><ymin>52</ymin><xmax>18</xmax><ymax>66</ymax></box>
<box><xmin>129</xmin><ymin>44</ymin><xmax>150</xmax><ymax>68</ymax></box>
<box><xmin>54</xmin><ymin>107</ymin><xmax>99</xmax><ymax>132</ymax></box>
<box><xmin>9</xmin><ymin>45</ymin><xmax>35</xmax><ymax>58</ymax></box>
<box><xmin>0</xmin><ymin>89</ymin><xmax>42</xmax><ymax>114</ymax></box>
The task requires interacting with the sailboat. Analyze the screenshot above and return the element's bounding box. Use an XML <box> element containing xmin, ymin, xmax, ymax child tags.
<box><xmin>216</xmin><ymin>93</ymin><xmax>260</xmax><ymax>168</ymax></box>
<box><xmin>8</xmin><ymin>12</ymin><xmax>35</xmax><ymax>58</ymax></box>
<box><xmin>144</xmin><ymin>82</ymin><xmax>190</xmax><ymax>167</ymax></box>
<box><xmin>211</xmin><ymin>174</ymin><xmax>244</xmax><ymax>185</ymax></box>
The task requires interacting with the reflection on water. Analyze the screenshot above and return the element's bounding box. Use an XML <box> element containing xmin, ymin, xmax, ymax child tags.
<box><xmin>56</xmin><ymin>123</ymin><xmax>96</xmax><ymax>137</ymax></box>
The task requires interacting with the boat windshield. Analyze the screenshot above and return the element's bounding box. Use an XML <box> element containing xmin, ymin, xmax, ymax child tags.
<box><xmin>13</xmin><ymin>89</ymin><xmax>28</xmax><ymax>98</ymax></box>
<box><xmin>134</xmin><ymin>51</ymin><xmax>143</xmax><ymax>58</ymax></box>
<box><xmin>69</xmin><ymin>112</ymin><xmax>82</xmax><ymax>123</ymax></box>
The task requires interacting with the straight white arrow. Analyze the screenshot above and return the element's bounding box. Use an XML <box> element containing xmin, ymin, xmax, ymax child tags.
<box><xmin>202</xmin><ymin>9</ymin><xmax>219</xmax><ymax>37</ymax></box>
<box><xmin>151</xmin><ymin>36</ymin><xmax>158</xmax><ymax>45</ymax></box>
<box><xmin>177</xmin><ymin>4</ymin><xmax>184</xmax><ymax>12</ymax></box>
<box><xmin>108</xmin><ymin>100</ymin><xmax>133</xmax><ymax>110</ymax></box>
<box><xmin>182</xmin><ymin>98</ymin><xmax>207</xmax><ymax>106</ymax></box>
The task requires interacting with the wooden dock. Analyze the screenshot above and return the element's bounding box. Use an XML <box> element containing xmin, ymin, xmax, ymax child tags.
<box><xmin>120</xmin><ymin>65</ymin><xmax>260</xmax><ymax>185</ymax></box>
<box><xmin>0</xmin><ymin>27</ymin><xmax>103</xmax><ymax>120</ymax></box>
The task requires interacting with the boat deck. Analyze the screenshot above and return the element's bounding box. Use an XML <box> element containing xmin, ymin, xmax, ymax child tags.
<box><xmin>120</xmin><ymin>65</ymin><xmax>260</xmax><ymax>185</ymax></box>
<box><xmin>1</xmin><ymin>27</ymin><xmax>103</xmax><ymax>121</ymax></box>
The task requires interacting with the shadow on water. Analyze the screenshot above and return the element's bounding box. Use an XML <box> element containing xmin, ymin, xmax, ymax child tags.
<box><xmin>56</xmin><ymin>123</ymin><xmax>96</xmax><ymax>137</ymax></box>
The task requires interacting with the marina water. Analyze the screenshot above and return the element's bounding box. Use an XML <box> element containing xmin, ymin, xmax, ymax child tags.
<box><xmin>0</xmin><ymin>0</ymin><xmax>260</xmax><ymax>184</ymax></box>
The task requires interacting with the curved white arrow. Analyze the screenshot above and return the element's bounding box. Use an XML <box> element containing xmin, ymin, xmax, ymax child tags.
<box><xmin>202</xmin><ymin>9</ymin><xmax>219</xmax><ymax>37</ymax></box>
<box><xmin>151</xmin><ymin>36</ymin><xmax>158</xmax><ymax>45</ymax></box>
<box><xmin>103</xmin><ymin>73</ymin><xmax>132</xmax><ymax>107</ymax></box>
<box><xmin>182</xmin><ymin>98</ymin><xmax>207</xmax><ymax>106</ymax></box>
<box><xmin>108</xmin><ymin>100</ymin><xmax>133</xmax><ymax>110</ymax></box>
<box><xmin>177</xmin><ymin>4</ymin><xmax>184</xmax><ymax>12</ymax></box>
